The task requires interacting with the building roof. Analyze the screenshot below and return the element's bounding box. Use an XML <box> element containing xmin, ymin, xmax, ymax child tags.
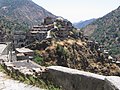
<box><xmin>30</xmin><ymin>31</ymin><xmax>47</xmax><ymax>34</ymax></box>
<box><xmin>17</xmin><ymin>53</ymin><xmax>25</xmax><ymax>56</ymax></box>
<box><xmin>16</xmin><ymin>47</ymin><xmax>34</xmax><ymax>53</ymax></box>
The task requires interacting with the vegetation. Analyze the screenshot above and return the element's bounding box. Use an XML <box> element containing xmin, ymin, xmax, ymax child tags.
<box><xmin>56</xmin><ymin>45</ymin><xmax>68</xmax><ymax>59</ymax></box>
<box><xmin>0</xmin><ymin>64</ymin><xmax>61</xmax><ymax>90</ymax></box>
<box><xmin>34</xmin><ymin>55</ymin><xmax>43</xmax><ymax>64</ymax></box>
<box><xmin>56</xmin><ymin>44</ymin><xmax>68</xmax><ymax>67</ymax></box>
<box><xmin>83</xmin><ymin>6</ymin><xmax>120</xmax><ymax>56</ymax></box>
<box><xmin>32</xmin><ymin>39</ymin><xmax>120</xmax><ymax>76</ymax></box>
<box><xmin>0</xmin><ymin>0</ymin><xmax>56</xmax><ymax>27</ymax></box>
<box><xmin>0</xmin><ymin>65</ymin><xmax>6</xmax><ymax>72</ymax></box>
<box><xmin>0</xmin><ymin>16</ymin><xmax>29</xmax><ymax>31</ymax></box>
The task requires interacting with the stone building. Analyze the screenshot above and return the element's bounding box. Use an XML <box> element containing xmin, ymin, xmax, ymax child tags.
<box><xmin>43</xmin><ymin>17</ymin><xmax>55</xmax><ymax>25</ymax></box>
<box><xmin>12</xmin><ymin>17</ymin><xmax>74</xmax><ymax>48</ymax></box>
<box><xmin>57</xmin><ymin>27</ymin><xmax>69</xmax><ymax>37</ymax></box>
<box><xmin>28</xmin><ymin>24</ymin><xmax>54</xmax><ymax>42</ymax></box>
<box><xmin>16</xmin><ymin>47</ymin><xmax>34</xmax><ymax>60</ymax></box>
<box><xmin>55</xmin><ymin>18</ymin><xmax>73</xmax><ymax>37</ymax></box>
<box><xmin>13</xmin><ymin>31</ymin><xmax>27</xmax><ymax>48</ymax></box>
<box><xmin>28</xmin><ymin>25</ymin><xmax>48</xmax><ymax>41</ymax></box>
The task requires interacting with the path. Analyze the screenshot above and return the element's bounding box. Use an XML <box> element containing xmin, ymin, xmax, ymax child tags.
<box><xmin>0</xmin><ymin>72</ymin><xmax>44</xmax><ymax>90</ymax></box>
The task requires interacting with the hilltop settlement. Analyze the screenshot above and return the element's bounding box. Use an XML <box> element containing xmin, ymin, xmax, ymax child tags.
<box><xmin>0</xmin><ymin>16</ymin><xmax>120</xmax><ymax>78</ymax></box>
<box><xmin>0</xmin><ymin>15</ymin><xmax>119</xmax><ymax>90</ymax></box>
<box><xmin>0</xmin><ymin>17</ymin><xmax>78</xmax><ymax>75</ymax></box>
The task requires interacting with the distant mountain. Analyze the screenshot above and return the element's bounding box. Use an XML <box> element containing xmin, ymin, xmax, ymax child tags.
<box><xmin>73</xmin><ymin>19</ymin><xmax>96</xmax><ymax>28</ymax></box>
<box><xmin>83</xmin><ymin>6</ymin><xmax>120</xmax><ymax>56</ymax></box>
<box><xmin>0</xmin><ymin>0</ymin><xmax>56</xmax><ymax>31</ymax></box>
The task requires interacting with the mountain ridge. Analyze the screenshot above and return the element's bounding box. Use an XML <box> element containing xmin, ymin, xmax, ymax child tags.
<box><xmin>82</xmin><ymin>6</ymin><xmax>120</xmax><ymax>56</ymax></box>
<box><xmin>0</xmin><ymin>0</ymin><xmax>56</xmax><ymax>30</ymax></box>
<box><xmin>73</xmin><ymin>18</ymin><xmax>96</xmax><ymax>28</ymax></box>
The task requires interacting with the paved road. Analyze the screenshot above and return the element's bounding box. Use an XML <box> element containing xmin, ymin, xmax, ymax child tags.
<box><xmin>0</xmin><ymin>72</ymin><xmax>44</xmax><ymax>90</ymax></box>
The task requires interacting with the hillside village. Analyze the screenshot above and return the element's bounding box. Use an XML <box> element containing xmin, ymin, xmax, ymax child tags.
<box><xmin>13</xmin><ymin>17</ymin><xmax>74</xmax><ymax>48</ymax></box>
<box><xmin>0</xmin><ymin>17</ymin><xmax>76</xmax><ymax>73</ymax></box>
<box><xmin>0</xmin><ymin>15</ymin><xmax>120</xmax><ymax>89</ymax></box>
<box><xmin>0</xmin><ymin>0</ymin><xmax>119</xmax><ymax>89</ymax></box>
<box><xmin>0</xmin><ymin>17</ymin><xmax>119</xmax><ymax>78</ymax></box>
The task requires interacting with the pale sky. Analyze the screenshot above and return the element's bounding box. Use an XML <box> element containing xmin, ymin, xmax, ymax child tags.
<box><xmin>32</xmin><ymin>0</ymin><xmax>120</xmax><ymax>23</ymax></box>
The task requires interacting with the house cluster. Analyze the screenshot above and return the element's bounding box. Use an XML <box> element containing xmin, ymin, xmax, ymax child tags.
<box><xmin>0</xmin><ymin>17</ymin><xmax>74</xmax><ymax>64</ymax></box>
<box><xmin>0</xmin><ymin>41</ymin><xmax>46</xmax><ymax>76</ymax></box>
<box><xmin>13</xmin><ymin>17</ymin><xmax>73</xmax><ymax>48</ymax></box>
<box><xmin>0</xmin><ymin>42</ymin><xmax>46</xmax><ymax>77</ymax></box>
<box><xmin>0</xmin><ymin>17</ymin><xmax>120</xmax><ymax>78</ymax></box>
<box><xmin>54</xmin><ymin>17</ymin><xmax>73</xmax><ymax>37</ymax></box>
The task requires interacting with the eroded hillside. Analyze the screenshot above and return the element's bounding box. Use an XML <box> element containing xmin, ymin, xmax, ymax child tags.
<box><xmin>28</xmin><ymin>38</ymin><xmax>120</xmax><ymax>76</ymax></box>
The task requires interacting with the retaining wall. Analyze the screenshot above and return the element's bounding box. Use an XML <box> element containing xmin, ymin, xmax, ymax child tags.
<box><xmin>47</xmin><ymin>66</ymin><xmax>120</xmax><ymax>90</ymax></box>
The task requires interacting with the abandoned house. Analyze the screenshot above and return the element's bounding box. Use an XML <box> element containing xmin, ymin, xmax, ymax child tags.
<box><xmin>12</xmin><ymin>17</ymin><xmax>74</xmax><ymax>48</ymax></box>
<box><xmin>43</xmin><ymin>17</ymin><xmax>55</xmax><ymax>25</ymax></box>
<box><xmin>28</xmin><ymin>24</ymin><xmax>54</xmax><ymax>42</ymax></box>
<box><xmin>55</xmin><ymin>18</ymin><xmax>73</xmax><ymax>37</ymax></box>
<box><xmin>13</xmin><ymin>31</ymin><xmax>27</xmax><ymax>48</ymax></box>
<box><xmin>16</xmin><ymin>47</ymin><xmax>34</xmax><ymax>60</ymax></box>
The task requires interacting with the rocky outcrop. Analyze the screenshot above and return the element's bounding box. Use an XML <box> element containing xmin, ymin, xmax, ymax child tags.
<box><xmin>32</xmin><ymin>38</ymin><xmax>120</xmax><ymax>76</ymax></box>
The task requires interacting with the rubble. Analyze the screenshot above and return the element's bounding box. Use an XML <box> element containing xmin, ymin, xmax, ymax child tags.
<box><xmin>3</xmin><ymin>60</ymin><xmax>46</xmax><ymax>76</ymax></box>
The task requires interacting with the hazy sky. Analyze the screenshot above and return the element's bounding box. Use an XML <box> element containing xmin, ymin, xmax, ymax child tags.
<box><xmin>32</xmin><ymin>0</ymin><xmax>120</xmax><ymax>22</ymax></box>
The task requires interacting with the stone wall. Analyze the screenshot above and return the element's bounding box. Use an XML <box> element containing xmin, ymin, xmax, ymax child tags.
<box><xmin>2</xmin><ymin>61</ymin><xmax>120</xmax><ymax>90</ymax></box>
<box><xmin>47</xmin><ymin>66</ymin><xmax>120</xmax><ymax>90</ymax></box>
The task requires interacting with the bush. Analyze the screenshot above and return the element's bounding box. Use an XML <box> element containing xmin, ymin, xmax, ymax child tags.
<box><xmin>34</xmin><ymin>55</ymin><xmax>43</xmax><ymax>64</ymax></box>
<box><xmin>56</xmin><ymin>45</ymin><xmax>67</xmax><ymax>57</ymax></box>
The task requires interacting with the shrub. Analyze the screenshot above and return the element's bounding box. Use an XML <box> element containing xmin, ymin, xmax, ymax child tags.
<box><xmin>34</xmin><ymin>55</ymin><xmax>43</xmax><ymax>64</ymax></box>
